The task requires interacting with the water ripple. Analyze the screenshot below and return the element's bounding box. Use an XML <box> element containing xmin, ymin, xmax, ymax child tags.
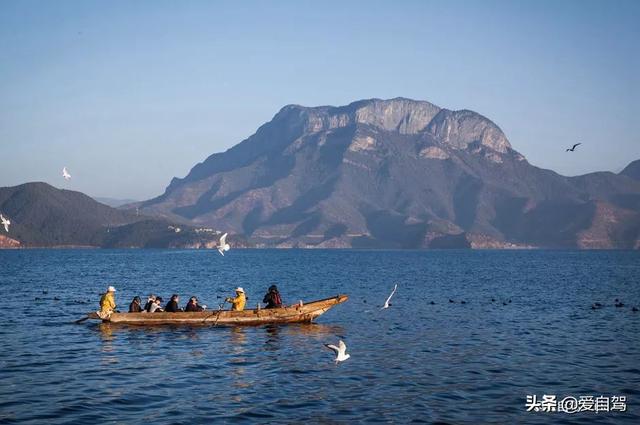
<box><xmin>0</xmin><ymin>249</ymin><xmax>638</xmax><ymax>423</ymax></box>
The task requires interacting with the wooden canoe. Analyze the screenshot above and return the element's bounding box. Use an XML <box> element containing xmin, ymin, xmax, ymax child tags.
<box><xmin>86</xmin><ymin>294</ymin><xmax>348</xmax><ymax>326</ymax></box>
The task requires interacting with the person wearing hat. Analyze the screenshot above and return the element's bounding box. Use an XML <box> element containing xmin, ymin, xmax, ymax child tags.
<box><xmin>263</xmin><ymin>284</ymin><xmax>283</xmax><ymax>309</ymax></box>
<box><xmin>99</xmin><ymin>286</ymin><xmax>117</xmax><ymax>316</ymax></box>
<box><xmin>225</xmin><ymin>287</ymin><xmax>246</xmax><ymax>311</ymax></box>
<box><xmin>129</xmin><ymin>296</ymin><xmax>144</xmax><ymax>313</ymax></box>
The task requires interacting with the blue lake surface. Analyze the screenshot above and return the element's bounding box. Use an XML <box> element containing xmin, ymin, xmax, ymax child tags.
<box><xmin>0</xmin><ymin>249</ymin><xmax>639</xmax><ymax>424</ymax></box>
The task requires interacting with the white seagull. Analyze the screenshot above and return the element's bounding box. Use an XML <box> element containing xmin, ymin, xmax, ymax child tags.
<box><xmin>325</xmin><ymin>340</ymin><xmax>350</xmax><ymax>364</ymax></box>
<box><xmin>62</xmin><ymin>167</ymin><xmax>71</xmax><ymax>180</ymax></box>
<box><xmin>382</xmin><ymin>283</ymin><xmax>398</xmax><ymax>309</ymax></box>
<box><xmin>0</xmin><ymin>214</ymin><xmax>10</xmax><ymax>233</ymax></box>
<box><xmin>217</xmin><ymin>233</ymin><xmax>230</xmax><ymax>256</ymax></box>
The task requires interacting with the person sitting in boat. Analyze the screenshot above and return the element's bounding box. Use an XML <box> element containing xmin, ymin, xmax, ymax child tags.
<box><xmin>263</xmin><ymin>284</ymin><xmax>283</xmax><ymax>309</ymax></box>
<box><xmin>98</xmin><ymin>286</ymin><xmax>117</xmax><ymax>318</ymax></box>
<box><xmin>185</xmin><ymin>296</ymin><xmax>206</xmax><ymax>312</ymax></box>
<box><xmin>225</xmin><ymin>287</ymin><xmax>246</xmax><ymax>311</ymax></box>
<box><xmin>165</xmin><ymin>294</ymin><xmax>183</xmax><ymax>312</ymax></box>
<box><xmin>129</xmin><ymin>296</ymin><xmax>144</xmax><ymax>313</ymax></box>
<box><xmin>144</xmin><ymin>294</ymin><xmax>156</xmax><ymax>311</ymax></box>
<box><xmin>148</xmin><ymin>296</ymin><xmax>164</xmax><ymax>313</ymax></box>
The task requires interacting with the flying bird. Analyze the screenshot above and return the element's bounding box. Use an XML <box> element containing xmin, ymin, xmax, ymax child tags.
<box><xmin>381</xmin><ymin>283</ymin><xmax>398</xmax><ymax>309</ymax></box>
<box><xmin>217</xmin><ymin>233</ymin><xmax>230</xmax><ymax>256</ymax></box>
<box><xmin>0</xmin><ymin>214</ymin><xmax>10</xmax><ymax>232</ymax></box>
<box><xmin>325</xmin><ymin>339</ymin><xmax>350</xmax><ymax>364</ymax></box>
<box><xmin>566</xmin><ymin>143</ymin><xmax>581</xmax><ymax>152</ymax></box>
<box><xmin>62</xmin><ymin>167</ymin><xmax>71</xmax><ymax>180</ymax></box>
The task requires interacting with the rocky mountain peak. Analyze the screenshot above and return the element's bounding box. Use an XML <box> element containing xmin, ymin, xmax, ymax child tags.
<box><xmin>275</xmin><ymin>98</ymin><xmax>440</xmax><ymax>135</ymax></box>
<box><xmin>136</xmin><ymin>97</ymin><xmax>640</xmax><ymax>249</ymax></box>
<box><xmin>161</xmin><ymin>98</ymin><xmax>520</xmax><ymax>200</ymax></box>
<box><xmin>425</xmin><ymin>109</ymin><xmax>511</xmax><ymax>153</ymax></box>
<box><xmin>350</xmin><ymin>98</ymin><xmax>441</xmax><ymax>134</ymax></box>
<box><xmin>275</xmin><ymin>98</ymin><xmax>510</xmax><ymax>153</ymax></box>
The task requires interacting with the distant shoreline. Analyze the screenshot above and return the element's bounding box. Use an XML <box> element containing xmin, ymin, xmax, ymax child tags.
<box><xmin>1</xmin><ymin>246</ymin><xmax>638</xmax><ymax>251</ymax></box>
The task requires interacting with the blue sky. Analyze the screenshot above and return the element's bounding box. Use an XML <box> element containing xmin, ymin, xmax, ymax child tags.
<box><xmin>1</xmin><ymin>0</ymin><xmax>638</xmax><ymax>199</ymax></box>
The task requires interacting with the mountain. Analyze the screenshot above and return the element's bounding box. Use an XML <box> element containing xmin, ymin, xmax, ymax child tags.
<box><xmin>93</xmin><ymin>197</ymin><xmax>139</xmax><ymax>208</ymax></box>
<box><xmin>0</xmin><ymin>182</ymin><xmax>229</xmax><ymax>248</ymax></box>
<box><xmin>139</xmin><ymin>97</ymin><xmax>640</xmax><ymax>249</ymax></box>
<box><xmin>0</xmin><ymin>182</ymin><xmax>139</xmax><ymax>247</ymax></box>
<box><xmin>620</xmin><ymin>160</ymin><xmax>640</xmax><ymax>181</ymax></box>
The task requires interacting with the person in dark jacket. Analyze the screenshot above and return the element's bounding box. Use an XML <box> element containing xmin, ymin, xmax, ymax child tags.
<box><xmin>185</xmin><ymin>296</ymin><xmax>206</xmax><ymax>312</ymax></box>
<box><xmin>263</xmin><ymin>285</ymin><xmax>283</xmax><ymax>309</ymax></box>
<box><xmin>165</xmin><ymin>294</ymin><xmax>182</xmax><ymax>312</ymax></box>
<box><xmin>129</xmin><ymin>296</ymin><xmax>144</xmax><ymax>313</ymax></box>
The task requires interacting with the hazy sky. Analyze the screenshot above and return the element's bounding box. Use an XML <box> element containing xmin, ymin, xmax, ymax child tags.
<box><xmin>1</xmin><ymin>0</ymin><xmax>638</xmax><ymax>199</ymax></box>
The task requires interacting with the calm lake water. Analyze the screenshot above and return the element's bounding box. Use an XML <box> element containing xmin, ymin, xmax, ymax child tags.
<box><xmin>0</xmin><ymin>249</ymin><xmax>639</xmax><ymax>424</ymax></box>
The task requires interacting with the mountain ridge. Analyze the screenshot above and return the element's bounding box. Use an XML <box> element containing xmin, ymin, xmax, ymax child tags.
<box><xmin>620</xmin><ymin>160</ymin><xmax>640</xmax><ymax>181</ymax></box>
<box><xmin>2</xmin><ymin>98</ymin><xmax>638</xmax><ymax>249</ymax></box>
<box><xmin>0</xmin><ymin>182</ymin><xmax>231</xmax><ymax>248</ymax></box>
<box><xmin>160</xmin><ymin>98</ymin><xmax>512</xmax><ymax>194</ymax></box>
<box><xmin>138</xmin><ymin>98</ymin><xmax>640</xmax><ymax>249</ymax></box>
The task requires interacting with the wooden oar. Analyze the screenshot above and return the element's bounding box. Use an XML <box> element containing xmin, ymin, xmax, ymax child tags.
<box><xmin>74</xmin><ymin>315</ymin><xmax>90</xmax><ymax>324</ymax></box>
<box><xmin>211</xmin><ymin>301</ymin><xmax>228</xmax><ymax>327</ymax></box>
<box><xmin>203</xmin><ymin>301</ymin><xmax>226</xmax><ymax>324</ymax></box>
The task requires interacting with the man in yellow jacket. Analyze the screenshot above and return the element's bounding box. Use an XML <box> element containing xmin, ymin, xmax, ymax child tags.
<box><xmin>226</xmin><ymin>287</ymin><xmax>246</xmax><ymax>311</ymax></box>
<box><xmin>99</xmin><ymin>286</ymin><xmax>117</xmax><ymax>317</ymax></box>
